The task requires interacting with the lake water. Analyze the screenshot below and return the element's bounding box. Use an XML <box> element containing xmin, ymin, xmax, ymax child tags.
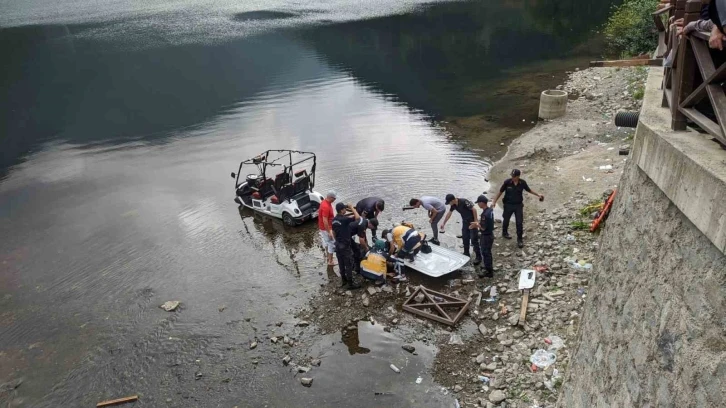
<box><xmin>0</xmin><ymin>0</ymin><xmax>616</xmax><ymax>406</ymax></box>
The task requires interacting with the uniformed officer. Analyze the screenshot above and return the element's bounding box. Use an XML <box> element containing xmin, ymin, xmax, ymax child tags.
<box><xmin>440</xmin><ymin>194</ymin><xmax>482</xmax><ymax>264</ymax></box>
<box><xmin>475</xmin><ymin>195</ymin><xmax>494</xmax><ymax>278</ymax></box>
<box><xmin>490</xmin><ymin>169</ymin><xmax>544</xmax><ymax>248</ymax></box>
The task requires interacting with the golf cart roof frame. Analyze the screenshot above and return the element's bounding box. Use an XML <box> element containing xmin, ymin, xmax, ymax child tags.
<box><xmin>234</xmin><ymin>149</ymin><xmax>316</xmax><ymax>190</ymax></box>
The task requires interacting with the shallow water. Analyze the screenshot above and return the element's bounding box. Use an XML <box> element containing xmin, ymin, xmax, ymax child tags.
<box><xmin>0</xmin><ymin>0</ymin><xmax>616</xmax><ymax>405</ymax></box>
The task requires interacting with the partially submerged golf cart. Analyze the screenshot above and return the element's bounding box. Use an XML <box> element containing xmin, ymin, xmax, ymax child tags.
<box><xmin>231</xmin><ymin>150</ymin><xmax>323</xmax><ymax>226</ymax></box>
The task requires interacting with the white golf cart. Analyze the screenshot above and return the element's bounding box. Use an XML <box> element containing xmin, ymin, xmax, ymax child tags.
<box><xmin>231</xmin><ymin>150</ymin><xmax>324</xmax><ymax>226</ymax></box>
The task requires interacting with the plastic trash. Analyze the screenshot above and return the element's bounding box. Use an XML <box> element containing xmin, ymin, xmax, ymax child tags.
<box><xmin>416</xmin><ymin>377</ymin><xmax>423</xmax><ymax>384</ymax></box>
<box><xmin>599</xmin><ymin>165</ymin><xmax>613</xmax><ymax>170</ymax></box>
<box><xmin>544</xmin><ymin>335</ymin><xmax>565</xmax><ymax>350</ymax></box>
<box><xmin>529</xmin><ymin>349</ymin><xmax>557</xmax><ymax>368</ymax></box>
<box><xmin>454</xmin><ymin>399</ymin><xmax>461</xmax><ymax>408</ymax></box>
<box><xmin>565</xmin><ymin>234</ymin><xmax>576</xmax><ymax>241</ymax></box>
<box><xmin>389</xmin><ymin>364</ymin><xmax>400</xmax><ymax>373</ymax></box>
<box><xmin>484</xmin><ymin>297</ymin><xmax>498</xmax><ymax>303</ymax></box>
<box><xmin>577</xmin><ymin>288</ymin><xmax>586</xmax><ymax>296</ymax></box>
<box><xmin>477</xmin><ymin>375</ymin><xmax>490</xmax><ymax>383</ymax></box>
<box><xmin>448</xmin><ymin>334</ymin><xmax>464</xmax><ymax>345</ymax></box>
<box><xmin>489</xmin><ymin>285</ymin><xmax>498</xmax><ymax>298</ymax></box>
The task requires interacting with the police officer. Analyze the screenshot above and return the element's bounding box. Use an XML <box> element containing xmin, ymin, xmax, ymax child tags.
<box><xmin>490</xmin><ymin>169</ymin><xmax>544</xmax><ymax>248</ymax></box>
<box><xmin>440</xmin><ymin>194</ymin><xmax>482</xmax><ymax>264</ymax></box>
<box><xmin>475</xmin><ymin>195</ymin><xmax>494</xmax><ymax>278</ymax></box>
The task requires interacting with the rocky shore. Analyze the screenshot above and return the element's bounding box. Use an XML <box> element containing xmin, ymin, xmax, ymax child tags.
<box><xmin>288</xmin><ymin>66</ymin><xmax>647</xmax><ymax>407</ymax></box>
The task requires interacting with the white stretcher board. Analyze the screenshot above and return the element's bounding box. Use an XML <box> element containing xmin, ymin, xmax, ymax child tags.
<box><xmin>402</xmin><ymin>244</ymin><xmax>470</xmax><ymax>278</ymax></box>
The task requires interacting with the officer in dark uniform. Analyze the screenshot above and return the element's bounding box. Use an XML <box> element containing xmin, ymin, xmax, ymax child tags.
<box><xmin>440</xmin><ymin>194</ymin><xmax>482</xmax><ymax>264</ymax></box>
<box><xmin>475</xmin><ymin>195</ymin><xmax>494</xmax><ymax>278</ymax></box>
<box><xmin>490</xmin><ymin>169</ymin><xmax>544</xmax><ymax>248</ymax></box>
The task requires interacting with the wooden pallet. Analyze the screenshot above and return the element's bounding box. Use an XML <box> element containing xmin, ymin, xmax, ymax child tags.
<box><xmin>402</xmin><ymin>286</ymin><xmax>471</xmax><ymax>326</ymax></box>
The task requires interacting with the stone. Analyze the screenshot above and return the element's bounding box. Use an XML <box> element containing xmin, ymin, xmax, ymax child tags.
<box><xmin>160</xmin><ymin>301</ymin><xmax>180</xmax><ymax>312</ymax></box>
<box><xmin>489</xmin><ymin>390</ymin><xmax>506</xmax><ymax>403</ymax></box>
<box><xmin>296</xmin><ymin>321</ymin><xmax>310</xmax><ymax>327</ymax></box>
<box><xmin>500</xmin><ymin>339</ymin><xmax>513</xmax><ymax>347</ymax></box>
<box><xmin>367</xmin><ymin>286</ymin><xmax>377</xmax><ymax>296</ymax></box>
<box><xmin>311</xmin><ymin>359</ymin><xmax>321</xmax><ymax>367</ymax></box>
<box><xmin>362</xmin><ymin>298</ymin><xmax>370</xmax><ymax>307</ymax></box>
<box><xmin>508</xmin><ymin>315</ymin><xmax>520</xmax><ymax>326</ymax></box>
<box><xmin>402</xmin><ymin>345</ymin><xmax>416</xmax><ymax>353</ymax></box>
<box><xmin>382</xmin><ymin>285</ymin><xmax>393</xmax><ymax>293</ymax></box>
<box><xmin>485</xmin><ymin>362</ymin><xmax>498</xmax><ymax>371</ymax></box>
<box><xmin>271</xmin><ymin>337</ymin><xmax>279</xmax><ymax>344</ymax></box>
<box><xmin>249</xmin><ymin>341</ymin><xmax>257</xmax><ymax>349</ymax></box>
<box><xmin>392</xmin><ymin>318</ymin><xmax>399</xmax><ymax>325</ymax></box>
<box><xmin>492</xmin><ymin>312</ymin><xmax>500</xmax><ymax>321</ymax></box>
<box><xmin>479</xmin><ymin>323</ymin><xmax>488</xmax><ymax>336</ymax></box>
<box><xmin>454</xmin><ymin>385</ymin><xmax>463</xmax><ymax>392</ymax></box>
<box><xmin>195</xmin><ymin>372</ymin><xmax>203</xmax><ymax>380</ymax></box>
<box><xmin>300</xmin><ymin>378</ymin><xmax>313</xmax><ymax>387</ymax></box>
<box><xmin>298</xmin><ymin>366</ymin><xmax>311</xmax><ymax>373</ymax></box>
<box><xmin>282</xmin><ymin>355</ymin><xmax>292</xmax><ymax>366</ymax></box>
<box><xmin>476</xmin><ymin>353</ymin><xmax>486</xmax><ymax>364</ymax></box>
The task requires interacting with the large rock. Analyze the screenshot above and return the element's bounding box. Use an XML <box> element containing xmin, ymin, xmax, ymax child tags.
<box><xmin>489</xmin><ymin>390</ymin><xmax>506</xmax><ymax>403</ymax></box>
<box><xmin>300</xmin><ymin>378</ymin><xmax>313</xmax><ymax>387</ymax></box>
<box><xmin>478</xmin><ymin>323</ymin><xmax>488</xmax><ymax>336</ymax></box>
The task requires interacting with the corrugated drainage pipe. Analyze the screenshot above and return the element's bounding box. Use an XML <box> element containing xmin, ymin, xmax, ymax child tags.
<box><xmin>538</xmin><ymin>90</ymin><xmax>568</xmax><ymax>120</ymax></box>
<box><xmin>614</xmin><ymin>111</ymin><xmax>640</xmax><ymax>128</ymax></box>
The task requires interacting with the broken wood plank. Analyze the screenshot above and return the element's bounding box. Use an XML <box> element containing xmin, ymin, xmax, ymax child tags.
<box><xmin>519</xmin><ymin>290</ymin><xmax>530</xmax><ymax>325</ymax></box>
<box><xmin>97</xmin><ymin>395</ymin><xmax>138</xmax><ymax>407</ymax></box>
<box><xmin>589</xmin><ymin>58</ymin><xmax>662</xmax><ymax>67</ymax></box>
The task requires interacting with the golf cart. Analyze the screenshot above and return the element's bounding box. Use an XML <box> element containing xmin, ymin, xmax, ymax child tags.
<box><xmin>231</xmin><ymin>150</ymin><xmax>324</xmax><ymax>226</ymax></box>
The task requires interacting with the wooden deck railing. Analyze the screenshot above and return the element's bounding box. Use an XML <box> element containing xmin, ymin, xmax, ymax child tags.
<box><xmin>660</xmin><ymin>0</ymin><xmax>726</xmax><ymax>146</ymax></box>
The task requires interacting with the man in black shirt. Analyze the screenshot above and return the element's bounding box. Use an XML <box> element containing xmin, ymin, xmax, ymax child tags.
<box><xmin>355</xmin><ymin>197</ymin><xmax>385</xmax><ymax>239</ymax></box>
<box><xmin>440</xmin><ymin>194</ymin><xmax>482</xmax><ymax>264</ymax></box>
<box><xmin>490</xmin><ymin>169</ymin><xmax>544</xmax><ymax>248</ymax></box>
<box><xmin>349</xmin><ymin>217</ymin><xmax>378</xmax><ymax>273</ymax></box>
<box><xmin>476</xmin><ymin>195</ymin><xmax>494</xmax><ymax>278</ymax></box>
<box><xmin>332</xmin><ymin>202</ymin><xmax>362</xmax><ymax>289</ymax></box>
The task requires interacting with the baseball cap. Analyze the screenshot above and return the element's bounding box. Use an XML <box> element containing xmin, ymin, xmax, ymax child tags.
<box><xmin>476</xmin><ymin>194</ymin><xmax>489</xmax><ymax>203</ymax></box>
<box><xmin>511</xmin><ymin>169</ymin><xmax>521</xmax><ymax>177</ymax></box>
<box><xmin>327</xmin><ymin>190</ymin><xmax>337</xmax><ymax>199</ymax></box>
<box><xmin>335</xmin><ymin>202</ymin><xmax>346</xmax><ymax>212</ymax></box>
<box><xmin>445</xmin><ymin>194</ymin><xmax>456</xmax><ymax>204</ymax></box>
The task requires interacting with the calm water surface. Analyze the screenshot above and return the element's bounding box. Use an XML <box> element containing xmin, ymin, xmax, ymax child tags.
<box><xmin>0</xmin><ymin>0</ymin><xmax>615</xmax><ymax>406</ymax></box>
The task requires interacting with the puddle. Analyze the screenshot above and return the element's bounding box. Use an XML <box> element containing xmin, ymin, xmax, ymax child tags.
<box><xmin>304</xmin><ymin>320</ymin><xmax>455</xmax><ymax>407</ymax></box>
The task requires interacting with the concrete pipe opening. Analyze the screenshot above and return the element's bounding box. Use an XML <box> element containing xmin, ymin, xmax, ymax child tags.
<box><xmin>539</xmin><ymin>89</ymin><xmax>568</xmax><ymax>120</ymax></box>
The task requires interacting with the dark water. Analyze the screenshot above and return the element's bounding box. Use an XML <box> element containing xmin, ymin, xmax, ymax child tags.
<box><xmin>0</xmin><ymin>0</ymin><xmax>615</xmax><ymax>406</ymax></box>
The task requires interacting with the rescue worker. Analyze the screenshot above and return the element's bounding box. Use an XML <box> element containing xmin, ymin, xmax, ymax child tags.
<box><xmin>349</xmin><ymin>217</ymin><xmax>378</xmax><ymax>273</ymax></box>
<box><xmin>440</xmin><ymin>194</ymin><xmax>482</xmax><ymax>264</ymax></box>
<box><xmin>355</xmin><ymin>197</ymin><xmax>385</xmax><ymax>239</ymax></box>
<box><xmin>332</xmin><ymin>202</ymin><xmax>362</xmax><ymax>289</ymax></box>
<box><xmin>383</xmin><ymin>223</ymin><xmax>424</xmax><ymax>262</ymax></box>
<box><xmin>490</xmin><ymin>169</ymin><xmax>544</xmax><ymax>248</ymax></box>
<box><xmin>475</xmin><ymin>195</ymin><xmax>494</xmax><ymax>278</ymax></box>
<box><xmin>408</xmin><ymin>196</ymin><xmax>446</xmax><ymax>245</ymax></box>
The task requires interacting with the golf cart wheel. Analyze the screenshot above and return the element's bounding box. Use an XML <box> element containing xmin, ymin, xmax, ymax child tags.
<box><xmin>282</xmin><ymin>212</ymin><xmax>296</xmax><ymax>227</ymax></box>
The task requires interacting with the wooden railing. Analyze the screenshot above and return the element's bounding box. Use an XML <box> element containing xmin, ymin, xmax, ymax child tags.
<box><xmin>660</xmin><ymin>0</ymin><xmax>726</xmax><ymax>145</ymax></box>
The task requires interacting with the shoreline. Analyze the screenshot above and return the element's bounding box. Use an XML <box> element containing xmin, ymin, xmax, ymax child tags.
<box><xmin>297</xmin><ymin>66</ymin><xmax>647</xmax><ymax>407</ymax></box>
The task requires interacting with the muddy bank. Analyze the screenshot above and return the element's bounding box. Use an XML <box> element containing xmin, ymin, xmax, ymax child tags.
<box><xmin>298</xmin><ymin>66</ymin><xmax>647</xmax><ymax>407</ymax></box>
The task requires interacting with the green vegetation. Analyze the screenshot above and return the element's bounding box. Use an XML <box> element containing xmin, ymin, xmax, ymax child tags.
<box><xmin>604</xmin><ymin>0</ymin><xmax>660</xmax><ymax>57</ymax></box>
<box><xmin>571</xmin><ymin>220</ymin><xmax>590</xmax><ymax>231</ymax></box>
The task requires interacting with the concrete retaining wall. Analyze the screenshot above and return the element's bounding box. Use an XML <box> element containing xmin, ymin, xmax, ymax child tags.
<box><xmin>559</xmin><ymin>68</ymin><xmax>726</xmax><ymax>407</ymax></box>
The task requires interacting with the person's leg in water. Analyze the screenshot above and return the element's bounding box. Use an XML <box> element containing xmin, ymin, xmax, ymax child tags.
<box><xmin>501</xmin><ymin>205</ymin><xmax>514</xmax><ymax>239</ymax></box>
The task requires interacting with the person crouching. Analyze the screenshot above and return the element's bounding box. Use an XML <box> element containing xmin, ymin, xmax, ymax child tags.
<box><xmin>383</xmin><ymin>223</ymin><xmax>424</xmax><ymax>262</ymax></box>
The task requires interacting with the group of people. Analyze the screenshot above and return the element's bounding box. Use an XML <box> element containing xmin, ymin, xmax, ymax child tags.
<box><xmin>317</xmin><ymin>169</ymin><xmax>543</xmax><ymax>290</ymax></box>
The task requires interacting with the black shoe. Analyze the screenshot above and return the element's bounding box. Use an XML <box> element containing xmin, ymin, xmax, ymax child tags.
<box><xmin>517</xmin><ymin>240</ymin><xmax>524</xmax><ymax>248</ymax></box>
<box><xmin>481</xmin><ymin>268</ymin><xmax>494</xmax><ymax>278</ymax></box>
<box><xmin>503</xmin><ymin>234</ymin><xmax>512</xmax><ymax>240</ymax></box>
<box><xmin>473</xmin><ymin>258</ymin><xmax>482</xmax><ymax>266</ymax></box>
<box><xmin>463</xmin><ymin>252</ymin><xmax>470</xmax><ymax>258</ymax></box>
<box><xmin>347</xmin><ymin>281</ymin><xmax>362</xmax><ymax>290</ymax></box>
<box><xmin>430</xmin><ymin>238</ymin><xmax>440</xmax><ymax>245</ymax></box>
<box><xmin>341</xmin><ymin>278</ymin><xmax>349</xmax><ymax>287</ymax></box>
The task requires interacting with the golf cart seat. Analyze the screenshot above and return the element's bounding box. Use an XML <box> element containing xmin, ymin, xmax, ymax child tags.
<box><xmin>270</xmin><ymin>195</ymin><xmax>280</xmax><ymax>204</ymax></box>
<box><xmin>293</xmin><ymin>175</ymin><xmax>310</xmax><ymax>195</ymax></box>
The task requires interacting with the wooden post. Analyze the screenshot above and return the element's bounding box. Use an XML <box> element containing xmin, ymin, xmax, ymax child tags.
<box><xmin>674</xmin><ymin>0</ymin><xmax>686</xmax><ymax>21</ymax></box>
<box><xmin>672</xmin><ymin>0</ymin><xmax>702</xmax><ymax>130</ymax></box>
